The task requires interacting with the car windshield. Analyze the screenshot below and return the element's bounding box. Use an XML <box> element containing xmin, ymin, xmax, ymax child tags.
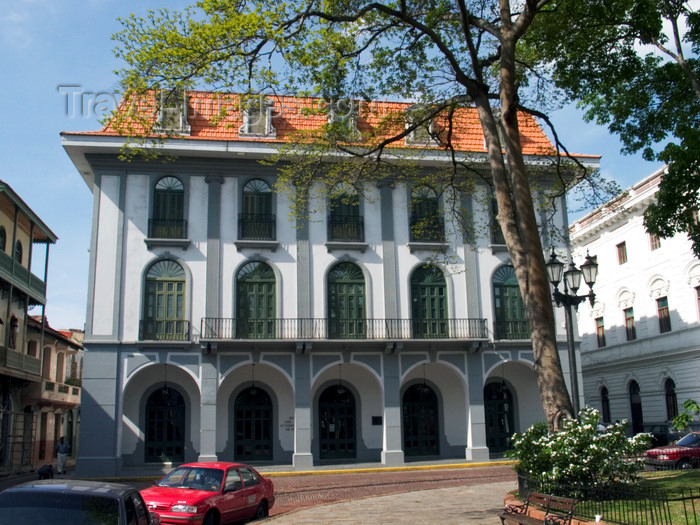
<box><xmin>0</xmin><ymin>491</ymin><xmax>119</xmax><ymax>525</ymax></box>
<box><xmin>676</xmin><ymin>433</ymin><xmax>700</xmax><ymax>447</ymax></box>
<box><xmin>158</xmin><ymin>467</ymin><xmax>224</xmax><ymax>492</ymax></box>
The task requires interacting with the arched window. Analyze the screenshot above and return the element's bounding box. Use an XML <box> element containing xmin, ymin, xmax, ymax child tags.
<box><xmin>236</xmin><ymin>261</ymin><xmax>276</xmax><ymax>338</ymax></box>
<box><xmin>411</xmin><ymin>265</ymin><xmax>447</xmax><ymax>338</ymax></box>
<box><xmin>239</xmin><ymin>179</ymin><xmax>274</xmax><ymax>240</ymax></box>
<box><xmin>629</xmin><ymin>381</ymin><xmax>644</xmax><ymax>434</ymax></box>
<box><xmin>601</xmin><ymin>387</ymin><xmax>611</xmax><ymax>423</ymax></box>
<box><xmin>493</xmin><ymin>265</ymin><xmax>529</xmax><ymax>339</ymax></box>
<box><xmin>409</xmin><ymin>186</ymin><xmax>443</xmax><ymax>242</ymax></box>
<box><xmin>14</xmin><ymin>241</ymin><xmax>22</xmax><ymax>264</ymax></box>
<box><xmin>0</xmin><ymin>227</ymin><xmax>6</xmax><ymax>252</ymax></box>
<box><xmin>151</xmin><ymin>176</ymin><xmax>186</xmax><ymax>238</ymax></box>
<box><xmin>328</xmin><ymin>183</ymin><xmax>363</xmax><ymax>242</ymax></box>
<box><xmin>327</xmin><ymin>262</ymin><xmax>366</xmax><ymax>339</ymax></box>
<box><xmin>141</xmin><ymin>260</ymin><xmax>188</xmax><ymax>341</ymax></box>
<box><xmin>665</xmin><ymin>379</ymin><xmax>678</xmax><ymax>420</ymax></box>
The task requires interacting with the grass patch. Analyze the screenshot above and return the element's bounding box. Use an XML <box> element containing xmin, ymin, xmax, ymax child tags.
<box><xmin>576</xmin><ymin>470</ymin><xmax>700</xmax><ymax>524</ymax></box>
<box><xmin>517</xmin><ymin>471</ymin><xmax>700</xmax><ymax>524</ymax></box>
<box><xmin>640</xmin><ymin>469</ymin><xmax>700</xmax><ymax>495</ymax></box>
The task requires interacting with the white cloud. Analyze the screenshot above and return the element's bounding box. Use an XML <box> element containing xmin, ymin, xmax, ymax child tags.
<box><xmin>1</xmin><ymin>0</ymin><xmax>56</xmax><ymax>49</ymax></box>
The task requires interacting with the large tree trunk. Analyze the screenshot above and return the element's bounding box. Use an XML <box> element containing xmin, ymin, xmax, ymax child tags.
<box><xmin>471</xmin><ymin>27</ymin><xmax>574</xmax><ymax>431</ymax></box>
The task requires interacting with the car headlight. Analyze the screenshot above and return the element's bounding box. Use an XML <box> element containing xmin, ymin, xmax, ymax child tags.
<box><xmin>170</xmin><ymin>504</ymin><xmax>198</xmax><ymax>513</ymax></box>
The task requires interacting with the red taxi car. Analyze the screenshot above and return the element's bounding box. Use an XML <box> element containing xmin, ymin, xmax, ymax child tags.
<box><xmin>645</xmin><ymin>431</ymin><xmax>700</xmax><ymax>470</ymax></box>
<box><xmin>140</xmin><ymin>462</ymin><xmax>275</xmax><ymax>525</ymax></box>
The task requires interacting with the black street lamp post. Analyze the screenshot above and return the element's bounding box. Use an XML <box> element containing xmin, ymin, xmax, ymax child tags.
<box><xmin>545</xmin><ymin>249</ymin><xmax>598</xmax><ymax>416</ymax></box>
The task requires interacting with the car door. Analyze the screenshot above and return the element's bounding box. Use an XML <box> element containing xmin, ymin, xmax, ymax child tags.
<box><xmin>238</xmin><ymin>467</ymin><xmax>263</xmax><ymax>519</ymax></box>
<box><xmin>218</xmin><ymin>468</ymin><xmax>246</xmax><ymax>524</ymax></box>
<box><xmin>126</xmin><ymin>491</ymin><xmax>153</xmax><ymax>525</ymax></box>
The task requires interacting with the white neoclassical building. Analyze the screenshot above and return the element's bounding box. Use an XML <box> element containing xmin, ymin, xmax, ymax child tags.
<box><xmin>571</xmin><ymin>166</ymin><xmax>700</xmax><ymax>435</ymax></box>
<box><xmin>62</xmin><ymin>92</ymin><xmax>597</xmax><ymax>476</ymax></box>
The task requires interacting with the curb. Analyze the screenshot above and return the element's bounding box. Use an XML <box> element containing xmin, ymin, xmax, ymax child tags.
<box><xmin>263</xmin><ymin>459</ymin><xmax>516</xmax><ymax>477</ymax></box>
<box><xmin>79</xmin><ymin>460</ymin><xmax>517</xmax><ymax>482</ymax></box>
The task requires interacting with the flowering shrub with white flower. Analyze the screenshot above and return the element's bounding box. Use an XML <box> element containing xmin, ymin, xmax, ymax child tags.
<box><xmin>506</xmin><ymin>407</ymin><xmax>651</xmax><ymax>488</ymax></box>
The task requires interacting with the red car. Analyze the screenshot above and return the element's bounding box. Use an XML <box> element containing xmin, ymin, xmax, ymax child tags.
<box><xmin>645</xmin><ymin>431</ymin><xmax>700</xmax><ymax>470</ymax></box>
<box><xmin>140</xmin><ymin>462</ymin><xmax>275</xmax><ymax>525</ymax></box>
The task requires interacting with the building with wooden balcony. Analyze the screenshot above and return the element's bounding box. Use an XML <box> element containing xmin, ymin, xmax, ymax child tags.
<box><xmin>62</xmin><ymin>92</ymin><xmax>599</xmax><ymax>476</ymax></box>
<box><xmin>23</xmin><ymin>316</ymin><xmax>83</xmax><ymax>471</ymax></box>
<box><xmin>0</xmin><ymin>181</ymin><xmax>58</xmax><ymax>476</ymax></box>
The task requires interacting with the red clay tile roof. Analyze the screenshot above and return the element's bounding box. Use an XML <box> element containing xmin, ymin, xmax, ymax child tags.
<box><xmin>65</xmin><ymin>90</ymin><xmax>595</xmax><ymax>158</ymax></box>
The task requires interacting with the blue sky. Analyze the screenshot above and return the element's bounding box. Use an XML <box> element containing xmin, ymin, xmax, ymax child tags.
<box><xmin>1</xmin><ymin>1</ymin><xmax>663</xmax><ymax>330</ymax></box>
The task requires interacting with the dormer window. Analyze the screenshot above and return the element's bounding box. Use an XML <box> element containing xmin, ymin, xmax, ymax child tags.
<box><xmin>405</xmin><ymin>105</ymin><xmax>438</xmax><ymax>146</ymax></box>
<box><xmin>239</xmin><ymin>96</ymin><xmax>276</xmax><ymax>137</ymax></box>
<box><xmin>156</xmin><ymin>88</ymin><xmax>191</xmax><ymax>134</ymax></box>
<box><xmin>327</xmin><ymin>98</ymin><xmax>359</xmax><ymax>138</ymax></box>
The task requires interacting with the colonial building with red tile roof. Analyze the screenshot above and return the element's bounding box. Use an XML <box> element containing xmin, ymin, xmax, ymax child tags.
<box><xmin>62</xmin><ymin>90</ymin><xmax>599</xmax><ymax>477</ymax></box>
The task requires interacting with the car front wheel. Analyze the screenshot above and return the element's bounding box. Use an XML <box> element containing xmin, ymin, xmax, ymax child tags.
<box><xmin>203</xmin><ymin>510</ymin><xmax>219</xmax><ymax>525</ymax></box>
<box><xmin>254</xmin><ymin>500</ymin><xmax>269</xmax><ymax>519</ymax></box>
<box><xmin>678</xmin><ymin>458</ymin><xmax>693</xmax><ymax>470</ymax></box>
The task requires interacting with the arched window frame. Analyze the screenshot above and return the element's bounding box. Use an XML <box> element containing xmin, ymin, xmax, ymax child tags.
<box><xmin>410</xmin><ymin>264</ymin><xmax>448</xmax><ymax>338</ymax></box>
<box><xmin>409</xmin><ymin>185</ymin><xmax>444</xmax><ymax>243</ymax></box>
<box><xmin>492</xmin><ymin>265</ymin><xmax>529</xmax><ymax>340</ymax></box>
<box><xmin>235</xmin><ymin>260</ymin><xmax>277</xmax><ymax>338</ymax></box>
<box><xmin>328</xmin><ymin>183</ymin><xmax>363</xmax><ymax>242</ymax></box>
<box><xmin>239</xmin><ymin>179</ymin><xmax>275</xmax><ymax>241</ymax></box>
<box><xmin>326</xmin><ymin>261</ymin><xmax>367</xmax><ymax>339</ymax></box>
<box><xmin>150</xmin><ymin>176</ymin><xmax>187</xmax><ymax>239</ymax></box>
<box><xmin>141</xmin><ymin>259</ymin><xmax>189</xmax><ymax>341</ymax></box>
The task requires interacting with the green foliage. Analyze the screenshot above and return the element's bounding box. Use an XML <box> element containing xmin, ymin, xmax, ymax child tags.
<box><xmin>527</xmin><ymin>0</ymin><xmax>700</xmax><ymax>254</ymax></box>
<box><xmin>108</xmin><ymin>0</ymin><xmax>627</xmax><ymax>429</ymax></box>
<box><xmin>671</xmin><ymin>399</ymin><xmax>700</xmax><ymax>431</ymax></box>
<box><xmin>507</xmin><ymin>407</ymin><xmax>651</xmax><ymax>488</ymax></box>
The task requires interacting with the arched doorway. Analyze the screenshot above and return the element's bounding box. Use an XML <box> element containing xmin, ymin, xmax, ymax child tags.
<box><xmin>234</xmin><ymin>387</ymin><xmax>273</xmax><ymax>461</ymax></box>
<box><xmin>629</xmin><ymin>381</ymin><xmax>644</xmax><ymax>434</ymax></box>
<box><xmin>402</xmin><ymin>383</ymin><xmax>439</xmax><ymax>457</ymax></box>
<box><xmin>145</xmin><ymin>387</ymin><xmax>185</xmax><ymax>463</ymax></box>
<box><xmin>319</xmin><ymin>385</ymin><xmax>356</xmax><ymax>460</ymax></box>
<box><xmin>484</xmin><ymin>382</ymin><xmax>514</xmax><ymax>454</ymax></box>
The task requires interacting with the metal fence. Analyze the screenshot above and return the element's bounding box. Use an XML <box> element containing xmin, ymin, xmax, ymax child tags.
<box><xmin>519</xmin><ymin>474</ymin><xmax>698</xmax><ymax>525</ymax></box>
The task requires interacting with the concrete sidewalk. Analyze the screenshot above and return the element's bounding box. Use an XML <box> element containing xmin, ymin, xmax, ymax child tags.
<box><xmin>261</xmin><ymin>481</ymin><xmax>515</xmax><ymax>524</ymax></box>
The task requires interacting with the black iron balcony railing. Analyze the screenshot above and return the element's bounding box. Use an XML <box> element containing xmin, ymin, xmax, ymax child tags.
<box><xmin>149</xmin><ymin>219</ymin><xmax>188</xmax><ymax>239</ymax></box>
<box><xmin>328</xmin><ymin>215</ymin><xmax>365</xmax><ymax>242</ymax></box>
<box><xmin>139</xmin><ymin>320</ymin><xmax>190</xmax><ymax>341</ymax></box>
<box><xmin>201</xmin><ymin>317</ymin><xmax>488</xmax><ymax>340</ymax></box>
<box><xmin>238</xmin><ymin>213</ymin><xmax>276</xmax><ymax>240</ymax></box>
<box><xmin>409</xmin><ymin>216</ymin><xmax>445</xmax><ymax>242</ymax></box>
<box><xmin>493</xmin><ymin>320</ymin><xmax>530</xmax><ymax>340</ymax></box>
